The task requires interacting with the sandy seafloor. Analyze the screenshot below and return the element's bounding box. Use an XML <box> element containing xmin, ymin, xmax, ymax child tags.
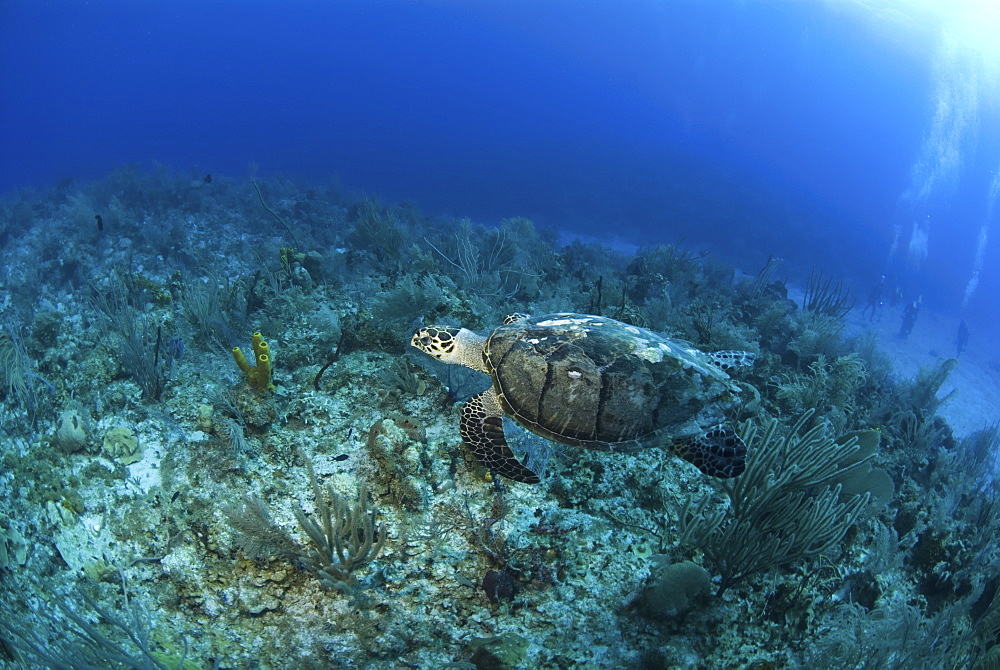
<box><xmin>843</xmin><ymin>302</ymin><xmax>1000</xmax><ymax>440</ymax></box>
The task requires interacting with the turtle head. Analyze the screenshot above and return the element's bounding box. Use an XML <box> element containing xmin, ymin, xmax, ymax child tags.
<box><xmin>411</xmin><ymin>325</ymin><xmax>489</xmax><ymax>372</ymax></box>
<box><xmin>411</xmin><ymin>326</ymin><xmax>462</xmax><ymax>360</ymax></box>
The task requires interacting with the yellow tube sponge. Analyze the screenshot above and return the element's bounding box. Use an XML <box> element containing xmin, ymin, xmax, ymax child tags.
<box><xmin>232</xmin><ymin>347</ymin><xmax>254</xmax><ymax>375</ymax></box>
<box><xmin>256</xmin><ymin>352</ymin><xmax>273</xmax><ymax>390</ymax></box>
<box><xmin>251</xmin><ymin>332</ymin><xmax>267</xmax><ymax>359</ymax></box>
<box><xmin>232</xmin><ymin>332</ymin><xmax>276</xmax><ymax>392</ymax></box>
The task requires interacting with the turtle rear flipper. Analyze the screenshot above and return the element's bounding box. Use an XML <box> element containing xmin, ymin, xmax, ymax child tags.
<box><xmin>671</xmin><ymin>425</ymin><xmax>746</xmax><ymax>478</ymax></box>
<box><xmin>461</xmin><ymin>390</ymin><xmax>541</xmax><ymax>484</ymax></box>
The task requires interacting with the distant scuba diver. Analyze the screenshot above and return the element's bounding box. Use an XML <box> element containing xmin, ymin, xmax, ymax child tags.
<box><xmin>889</xmin><ymin>284</ymin><xmax>903</xmax><ymax>308</ymax></box>
<box><xmin>899</xmin><ymin>296</ymin><xmax>921</xmax><ymax>338</ymax></box>
<box><xmin>956</xmin><ymin>320</ymin><xmax>970</xmax><ymax>358</ymax></box>
<box><xmin>862</xmin><ymin>276</ymin><xmax>886</xmax><ymax>321</ymax></box>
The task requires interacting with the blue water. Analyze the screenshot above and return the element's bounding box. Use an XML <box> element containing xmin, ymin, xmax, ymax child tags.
<box><xmin>3</xmin><ymin>0</ymin><xmax>999</xmax><ymax>319</ymax></box>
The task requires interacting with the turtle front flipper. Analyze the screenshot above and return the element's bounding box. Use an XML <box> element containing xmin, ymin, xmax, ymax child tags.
<box><xmin>671</xmin><ymin>425</ymin><xmax>746</xmax><ymax>478</ymax></box>
<box><xmin>461</xmin><ymin>389</ymin><xmax>541</xmax><ymax>484</ymax></box>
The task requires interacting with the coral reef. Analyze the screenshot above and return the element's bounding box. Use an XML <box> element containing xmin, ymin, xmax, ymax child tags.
<box><xmin>0</xmin><ymin>167</ymin><xmax>996</xmax><ymax>668</ymax></box>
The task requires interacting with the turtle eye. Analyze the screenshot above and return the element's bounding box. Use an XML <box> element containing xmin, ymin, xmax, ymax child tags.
<box><xmin>412</xmin><ymin>332</ymin><xmax>437</xmax><ymax>352</ymax></box>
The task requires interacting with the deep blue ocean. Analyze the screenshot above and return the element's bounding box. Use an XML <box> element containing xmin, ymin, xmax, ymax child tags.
<box><xmin>3</xmin><ymin>0</ymin><xmax>998</xmax><ymax>319</ymax></box>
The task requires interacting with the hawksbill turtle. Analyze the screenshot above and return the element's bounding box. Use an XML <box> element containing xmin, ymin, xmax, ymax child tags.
<box><xmin>411</xmin><ymin>312</ymin><xmax>755</xmax><ymax>484</ymax></box>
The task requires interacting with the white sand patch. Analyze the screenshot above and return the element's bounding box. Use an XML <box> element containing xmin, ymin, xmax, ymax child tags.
<box><xmin>126</xmin><ymin>442</ymin><xmax>163</xmax><ymax>493</ymax></box>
